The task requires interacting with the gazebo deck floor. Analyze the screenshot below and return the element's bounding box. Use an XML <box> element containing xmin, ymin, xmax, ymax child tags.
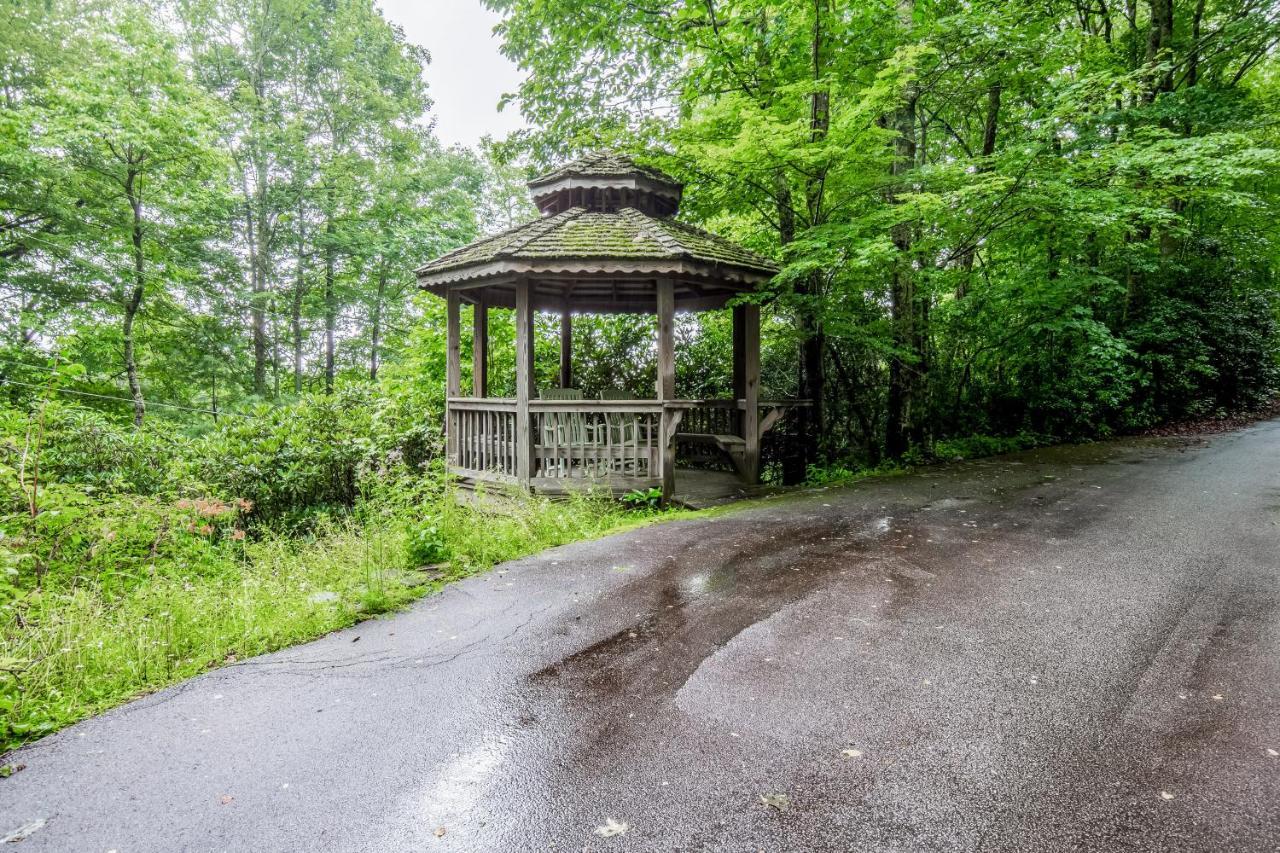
<box><xmin>667</xmin><ymin>468</ymin><xmax>761</xmax><ymax>509</ymax></box>
<box><xmin>451</xmin><ymin>467</ymin><xmax>760</xmax><ymax>509</ymax></box>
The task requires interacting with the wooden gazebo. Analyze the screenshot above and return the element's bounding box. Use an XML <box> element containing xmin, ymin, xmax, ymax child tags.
<box><xmin>417</xmin><ymin>153</ymin><xmax>801</xmax><ymax>501</ymax></box>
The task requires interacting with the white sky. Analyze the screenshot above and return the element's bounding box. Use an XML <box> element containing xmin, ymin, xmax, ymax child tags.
<box><xmin>377</xmin><ymin>0</ymin><xmax>528</xmax><ymax>149</ymax></box>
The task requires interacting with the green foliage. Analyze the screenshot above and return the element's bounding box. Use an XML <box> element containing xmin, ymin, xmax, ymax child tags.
<box><xmin>491</xmin><ymin>0</ymin><xmax>1280</xmax><ymax>464</ymax></box>
<box><xmin>5</xmin><ymin>0</ymin><xmax>1280</xmax><ymax>757</ymax></box>
<box><xmin>0</xmin><ymin>397</ymin><xmax>655</xmax><ymax>750</ymax></box>
<box><xmin>187</xmin><ymin>385</ymin><xmax>437</xmax><ymax>527</ymax></box>
<box><xmin>404</xmin><ymin>515</ymin><xmax>452</xmax><ymax>567</ymax></box>
<box><xmin>0</xmin><ymin>402</ymin><xmax>188</xmax><ymax>496</ymax></box>
<box><xmin>621</xmin><ymin>487</ymin><xmax>664</xmax><ymax>512</ymax></box>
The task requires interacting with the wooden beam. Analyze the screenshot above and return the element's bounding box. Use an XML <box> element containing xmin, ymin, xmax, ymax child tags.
<box><xmin>656</xmin><ymin>279</ymin><xmax>675</xmax><ymax>401</ymax></box>
<box><xmin>472</xmin><ymin>293</ymin><xmax>488</xmax><ymax>397</ymax></box>
<box><xmin>742</xmin><ymin>302</ymin><xmax>761</xmax><ymax>484</ymax></box>
<box><xmin>559</xmin><ymin>310</ymin><xmax>573</xmax><ymax>389</ymax></box>
<box><xmin>446</xmin><ymin>289</ymin><xmax>462</xmax><ymax>397</ymax></box>
<box><xmin>656</xmin><ymin>278</ymin><xmax>676</xmax><ymax>500</ymax></box>
<box><xmin>732</xmin><ymin>304</ymin><xmax>746</xmax><ymax>400</ymax></box>
<box><xmin>445</xmin><ymin>288</ymin><xmax>461</xmax><ymax>471</ymax></box>
<box><xmin>514</xmin><ymin>278</ymin><xmax>535</xmax><ymax>485</ymax></box>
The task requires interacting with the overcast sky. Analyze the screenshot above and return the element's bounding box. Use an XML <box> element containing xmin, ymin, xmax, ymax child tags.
<box><xmin>377</xmin><ymin>0</ymin><xmax>528</xmax><ymax>149</ymax></box>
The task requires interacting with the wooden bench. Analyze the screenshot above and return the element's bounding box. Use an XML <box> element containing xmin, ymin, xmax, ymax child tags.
<box><xmin>677</xmin><ymin>432</ymin><xmax>748</xmax><ymax>478</ymax></box>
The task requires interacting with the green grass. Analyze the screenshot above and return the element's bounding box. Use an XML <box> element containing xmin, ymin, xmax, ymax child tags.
<box><xmin>0</xmin><ymin>484</ymin><xmax>669</xmax><ymax>752</ymax></box>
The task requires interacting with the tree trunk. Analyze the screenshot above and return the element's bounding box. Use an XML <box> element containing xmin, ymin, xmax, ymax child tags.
<box><xmin>1187</xmin><ymin>0</ymin><xmax>1206</xmax><ymax>87</ymax></box>
<box><xmin>323</xmin><ymin>214</ymin><xmax>336</xmax><ymax>395</ymax></box>
<box><xmin>958</xmin><ymin>81</ymin><xmax>1002</xmax><ymax>298</ymax></box>
<box><xmin>369</xmin><ymin>264</ymin><xmax>385</xmax><ymax>381</ymax></box>
<box><xmin>1144</xmin><ymin>0</ymin><xmax>1175</xmax><ymax>100</ymax></box>
<box><xmin>243</xmin><ymin>174</ymin><xmax>268</xmax><ymax>397</ymax></box>
<box><xmin>885</xmin><ymin>0</ymin><xmax>921</xmax><ymax>460</ymax></box>
<box><xmin>798</xmin><ymin>0</ymin><xmax>828</xmax><ymax>461</ymax></box>
<box><xmin>123</xmin><ymin>168</ymin><xmax>146</xmax><ymax>427</ymax></box>
<box><xmin>292</xmin><ymin>203</ymin><xmax>307</xmax><ymax>394</ymax></box>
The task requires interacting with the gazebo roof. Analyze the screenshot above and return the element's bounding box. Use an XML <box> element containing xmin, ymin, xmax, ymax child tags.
<box><xmin>416</xmin><ymin>153</ymin><xmax>778</xmax><ymax>314</ymax></box>
<box><xmin>527</xmin><ymin>151</ymin><xmax>680</xmax><ymax>191</ymax></box>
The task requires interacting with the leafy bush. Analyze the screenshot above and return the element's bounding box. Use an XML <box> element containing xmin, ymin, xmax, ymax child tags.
<box><xmin>405</xmin><ymin>515</ymin><xmax>451</xmax><ymax>567</ymax></box>
<box><xmin>184</xmin><ymin>384</ymin><xmax>442</xmax><ymax>527</ymax></box>
<box><xmin>0</xmin><ymin>402</ymin><xmax>188</xmax><ymax>496</ymax></box>
<box><xmin>621</xmin><ymin>487</ymin><xmax>664</xmax><ymax>511</ymax></box>
<box><xmin>0</xmin><ymin>396</ymin><xmax>655</xmax><ymax>750</ymax></box>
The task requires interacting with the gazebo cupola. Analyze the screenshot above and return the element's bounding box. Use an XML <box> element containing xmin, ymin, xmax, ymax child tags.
<box><xmin>416</xmin><ymin>152</ymin><xmax>802</xmax><ymax>502</ymax></box>
<box><xmin>526</xmin><ymin>152</ymin><xmax>682</xmax><ymax>217</ymax></box>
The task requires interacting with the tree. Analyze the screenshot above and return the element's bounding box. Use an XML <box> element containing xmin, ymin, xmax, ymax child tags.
<box><xmin>487</xmin><ymin>0</ymin><xmax>1280</xmax><ymax>461</ymax></box>
<box><xmin>26</xmin><ymin>5</ymin><xmax>227</xmax><ymax>425</ymax></box>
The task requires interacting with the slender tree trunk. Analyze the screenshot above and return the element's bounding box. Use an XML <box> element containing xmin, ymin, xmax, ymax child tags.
<box><xmin>369</xmin><ymin>264</ymin><xmax>385</xmax><ymax>381</ymax></box>
<box><xmin>959</xmin><ymin>81</ymin><xmax>1002</xmax><ymax>298</ymax></box>
<box><xmin>885</xmin><ymin>0</ymin><xmax>921</xmax><ymax>460</ymax></box>
<box><xmin>243</xmin><ymin>173</ymin><xmax>268</xmax><ymax>397</ymax></box>
<box><xmin>799</xmin><ymin>0</ymin><xmax>828</xmax><ymax>461</ymax></box>
<box><xmin>1126</xmin><ymin>0</ymin><xmax>1139</xmax><ymax>73</ymax></box>
<box><xmin>272</xmin><ymin>317</ymin><xmax>280</xmax><ymax>398</ymax></box>
<box><xmin>323</xmin><ymin>213</ymin><xmax>336</xmax><ymax>395</ymax></box>
<box><xmin>123</xmin><ymin>167</ymin><xmax>146</xmax><ymax>427</ymax></box>
<box><xmin>1187</xmin><ymin>0</ymin><xmax>1206</xmax><ymax>88</ymax></box>
<box><xmin>1144</xmin><ymin>0</ymin><xmax>1175</xmax><ymax>100</ymax></box>
<box><xmin>292</xmin><ymin>203</ymin><xmax>307</xmax><ymax>394</ymax></box>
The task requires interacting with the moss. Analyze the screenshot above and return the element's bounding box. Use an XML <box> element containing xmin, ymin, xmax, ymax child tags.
<box><xmin>417</xmin><ymin>206</ymin><xmax>778</xmax><ymax>277</ymax></box>
<box><xmin>528</xmin><ymin>151</ymin><xmax>678</xmax><ymax>188</ymax></box>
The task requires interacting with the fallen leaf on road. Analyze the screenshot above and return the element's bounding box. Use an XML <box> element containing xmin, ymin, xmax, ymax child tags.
<box><xmin>759</xmin><ymin>793</ymin><xmax>790</xmax><ymax>811</ymax></box>
<box><xmin>0</xmin><ymin>762</ymin><xmax>25</xmax><ymax>778</ymax></box>
<box><xmin>219</xmin><ymin>795</ymin><xmax>235</xmax><ymax>805</ymax></box>
<box><xmin>594</xmin><ymin>818</ymin><xmax>629</xmax><ymax>837</ymax></box>
<box><xmin>841</xmin><ymin>749</ymin><xmax>863</xmax><ymax>758</ymax></box>
<box><xmin>434</xmin><ymin>826</ymin><xmax>446</xmax><ymax>838</ymax></box>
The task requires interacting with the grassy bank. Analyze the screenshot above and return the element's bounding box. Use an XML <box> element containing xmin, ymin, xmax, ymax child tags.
<box><xmin>0</xmin><ymin>391</ymin><xmax>669</xmax><ymax>753</ymax></box>
<box><xmin>1</xmin><ymin>487</ymin><xmax>657</xmax><ymax>752</ymax></box>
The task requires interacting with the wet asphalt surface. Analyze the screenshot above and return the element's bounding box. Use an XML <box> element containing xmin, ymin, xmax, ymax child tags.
<box><xmin>4</xmin><ymin>423</ymin><xmax>1280</xmax><ymax>852</ymax></box>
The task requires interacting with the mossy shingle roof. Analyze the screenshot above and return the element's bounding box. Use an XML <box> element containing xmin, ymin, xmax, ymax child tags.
<box><xmin>415</xmin><ymin>207</ymin><xmax>778</xmax><ymax>282</ymax></box>
<box><xmin>527</xmin><ymin>152</ymin><xmax>680</xmax><ymax>190</ymax></box>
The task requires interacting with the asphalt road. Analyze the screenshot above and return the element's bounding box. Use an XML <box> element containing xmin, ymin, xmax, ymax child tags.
<box><xmin>3</xmin><ymin>423</ymin><xmax>1279</xmax><ymax>852</ymax></box>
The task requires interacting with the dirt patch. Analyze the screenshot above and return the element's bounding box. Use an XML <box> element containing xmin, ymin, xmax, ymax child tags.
<box><xmin>1136</xmin><ymin>399</ymin><xmax>1280</xmax><ymax>437</ymax></box>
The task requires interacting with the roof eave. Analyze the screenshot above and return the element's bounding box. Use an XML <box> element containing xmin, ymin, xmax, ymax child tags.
<box><xmin>416</xmin><ymin>257</ymin><xmax>777</xmax><ymax>290</ymax></box>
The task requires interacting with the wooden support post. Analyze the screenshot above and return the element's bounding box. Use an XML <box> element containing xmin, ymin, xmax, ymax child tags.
<box><xmin>446</xmin><ymin>289</ymin><xmax>462</xmax><ymax>398</ymax></box>
<box><xmin>445</xmin><ymin>289</ymin><xmax>461</xmax><ymax>468</ymax></box>
<box><xmin>742</xmin><ymin>302</ymin><xmax>761</xmax><ymax>484</ymax></box>
<box><xmin>471</xmin><ymin>294</ymin><xmax>487</xmax><ymax>398</ymax></box>
<box><xmin>732</xmin><ymin>304</ymin><xmax>746</xmax><ymax>401</ymax></box>
<box><xmin>514</xmin><ymin>278</ymin><xmax>535</xmax><ymax>486</ymax></box>
<box><xmin>656</xmin><ymin>278</ymin><xmax>676</xmax><ymax>500</ymax></box>
<box><xmin>559</xmin><ymin>309</ymin><xmax>572</xmax><ymax>389</ymax></box>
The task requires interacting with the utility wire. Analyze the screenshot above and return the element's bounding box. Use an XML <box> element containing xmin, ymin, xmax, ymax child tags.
<box><xmin>8</xmin><ymin>230</ymin><xmax>410</xmax><ymax>328</ymax></box>
<box><xmin>0</xmin><ymin>377</ymin><xmax>255</xmax><ymax>419</ymax></box>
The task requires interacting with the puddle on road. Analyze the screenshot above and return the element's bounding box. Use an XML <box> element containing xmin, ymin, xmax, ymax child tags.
<box><xmin>418</xmin><ymin>732</ymin><xmax>511</xmax><ymax>834</ymax></box>
<box><xmin>528</xmin><ymin>513</ymin><xmax>916</xmax><ymax>707</ymax></box>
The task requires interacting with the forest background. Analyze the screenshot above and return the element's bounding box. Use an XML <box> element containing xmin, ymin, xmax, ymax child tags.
<box><xmin>1</xmin><ymin>0</ymin><xmax>1276</xmax><ymax>750</ymax></box>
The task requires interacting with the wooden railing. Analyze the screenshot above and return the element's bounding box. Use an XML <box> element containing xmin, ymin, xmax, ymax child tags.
<box><xmin>530</xmin><ymin>400</ymin><xmax>662</xmax><ymax>480</ymax></box>
<box><xmin>446</xmin><ymin>397</ymin><xmax>808</xmax><ymax>490</ymax></box>
<box><xmin>448</xmin><ymin>398</ymin><xmax>519</xmax><ymax>481</ymax></box>
<box><xmin>677</xmin><ymin>399</ymin><xmax>742</xmax><ymax>437</ymax></box>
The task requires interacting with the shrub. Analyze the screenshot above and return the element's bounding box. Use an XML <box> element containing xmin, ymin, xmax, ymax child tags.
<box><xmin>185</xmin><ymin>385</ymin><xmax>442</xmax><ymax>527</ymax></box>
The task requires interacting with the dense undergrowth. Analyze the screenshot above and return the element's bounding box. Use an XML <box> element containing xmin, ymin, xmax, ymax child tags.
<box><xmin>0</xmin><ymin>390</ymin><xmax>652</xmax><ymax>752</ymax></box>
